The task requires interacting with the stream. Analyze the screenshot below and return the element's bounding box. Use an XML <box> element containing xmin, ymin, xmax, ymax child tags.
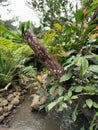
<box><xmin>0</xmin><ymin>96</ymin><xmax>85</xmax><ymax>130</ymax></box>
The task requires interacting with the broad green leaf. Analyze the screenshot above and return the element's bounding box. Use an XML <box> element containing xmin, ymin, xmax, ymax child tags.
<box><xmin>72</xmin><ymin>111</ymin><xmax>77</xmax><ymax>122</ymax></box>
<box><xmin>64</xmin><ymin>95</ymin><xmax>69</xmax><ymax>101</ymax></box>
<box><xmin>93</xmin><ymin>102</ymin><xmax>98</xmax><ymax>108</ymax></box>
<box><xmin>60</xmin><ymin>72</ymin><xmax>72</xmax><ymax>82</ymax></box>
<box><xmin>75</xmin><ymin>86</ymin><xmax>82</xmax><ymax>93</ymax></box>
<box><xmin>89</xmin><ymin>65</ymin><xmax>98</xmax><ymax>73</ymax></box>
<box><xmin>86</xmin><ymin>99</ymin><xmax>93</xmax><ymax>108</ymax></box>
<box><xmin>83</xmin><ymin>86</ymin><xmax>97</xmax><ymax>93</ymax></box>
<box><xmin>75</xmin><ymin>56</ymin><xmax>88</xmax><ymax>76</ymax></box>
<box><xmin>47</xmin><ymin>101</ymin><xmax>57</xmax><ymax>111</ymax></box>
<box><xmin>68</xmin><ymin>90</ymin><xmax>72</xmax><ymax>97</ymax></box>
<box><xmin>71</xmin><ymin>95</ymin><xmax>78</xmax><ymax>99</ymax></box>
<box><xmin>58</xmin><ymin>86</ymin><xmax>64</xmax><ymax>96</ymax></box>
<box><xmin>57</xmin><ymin>96</ymin><xmax>64</xmax><ymax>103</ymax></box>
<box><xmin>74</xmin><ymin>9</ymin><xmax>84</xmax><ymax>23</ymax></box>
<box><xmin>0</xmin><ymin>25</ymin><xmax>21</xmax><ymax>40</ymax></box>
<box><xmin>49</xmin><ymin>85</ymin><xmax>57</xmax><ymax>95</ymax></box>
<box><xmin>58</xmin><ymin>103</ymin><xmax>68</xmax><ymax>111</ymax></box>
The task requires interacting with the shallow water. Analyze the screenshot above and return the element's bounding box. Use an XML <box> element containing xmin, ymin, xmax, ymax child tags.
<box><xmin>1</xmin><ymin>96</ymin><xmax>84</xmax><ymax>130</ymax></box>
<box><xmin>8</xmin><ymin>97</ymin><xmax>61</xmax><ymax>130</ymax></box>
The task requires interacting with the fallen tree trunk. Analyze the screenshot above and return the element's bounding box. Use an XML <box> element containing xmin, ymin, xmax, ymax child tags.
<box><xmin>22</xmin><ymin>30</ymin><xmax>65</xmax><ymax>80</ymax></box>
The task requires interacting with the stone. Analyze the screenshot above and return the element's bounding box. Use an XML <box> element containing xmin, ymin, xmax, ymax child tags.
<box><xmin>3</xmin><ymin>112</ymin><xmax>10</xmax><ymax>117</ymax></box>
<box><xmin>0</xmin><ymin>98</ymin><xmax>5</xmax><ymax>103</ymax></box>
<box><xmin>7</xmin><ymin>104</ymin><xmax>13</xmax><ymax>111</ymax></box>
<box><xmin>15</xmin><ymin>95</ymin><xmax>20</xmax><ymax>100</ymax></box>
<box><xmin>0</xmin><ymin>107</ymin><xmax>3</xmax><ymax>115</ymax></box>
<box><xmin>3</xmin><ymin>106</ymin><xmax>8</xmax><ymax>112</ymax></box>
<box><xmin>7</xmin><ymin>94</ymin><xmax>14</xmax><ymax>102</ymax></box>
<box><xmin>17</xmin><ymin>92</ymin><xmax>21</xmax><ymax>96</ymax></box>
<box><xmin>0</xmin><ymin>99</ymin><xmax>8</xmax><ymax>107</ymax></box>
<box><xmin>13</xmin><ymin>92</ymin><xmax>18</xmax><ymax>96</ymax></box>
<box><xmin>0</xmin><ymin>115</ymin><xmax>4</xmax><ymax>122</ymax></box>
<box><xmin>11</xmin><ymin>97</ymin><xmax>20</xmax><ymax>106</ymax></box>
<box><xmin>31</xmin><ymin>94</ymin><xmax>46</xmax><ymax>110</ymax></box>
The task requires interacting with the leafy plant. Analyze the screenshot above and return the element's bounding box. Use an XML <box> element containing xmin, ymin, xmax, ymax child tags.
<box><xmin>0</xmin><ymin>36</ymin><xmax>36</xmax><ymax>88</ymax></box>
<box><xmin>39</xmin><ymin>3</ymin><xmax>98</xmax><ymax>129</ymax></box>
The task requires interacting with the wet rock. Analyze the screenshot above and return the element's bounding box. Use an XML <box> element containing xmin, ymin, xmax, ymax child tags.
<box><xmin>7</xmin><ymin>94</ymin><xmax>14</xmax><ymax>102</ymax></box>
<box><xmin>0</xmin><ymin>98</ymin><xmax>5</xmax><ymax>103</ymax></box>
<box><xmin>0</xmin><ymin>107</ymin><xmax>3</xmax><ymax>115</ymax></box>
<box><xmin>17</xmin><ymin>92</ymin><xmax>21</xmax><ymax>96</ymax></box>
<box><xmin>3</xmin><ymin>112</ymin><xmax>10</xmax><ymax>117</ymax></box>
<box><xmin>11</xmin><ymin>97</ymin><xmax>20</xmax><ymax>106</ymax></box>
<box><xmin>13</xmin><ymin>92</ymin><xmax>18</xmax><ymax>96</ymax></box>
<box><xmin>0</xmin><ymin>115</ymin><xmax>4</xmax><ymax>122</ymax></box>
<box><xmin>7</xmin><ymin>104</ymin><xmax>13</xmax><ymax>111</ymax></box>
<box><xmin>31</xmin><ymin>94</ymin><xmax>46</xmax><ymax>110</ymax></box>
<box><xmin>3</xmin><ymin>106</ymin><xmax>8</xmax><ymax>112</ymax></box>
<box><xmin>15</xmin><ymin>95</ymin><xmax>20</xmax><ymax>100</ymax></box>
<box><xmin>0</xmin><ymin>99</ymin><xmax>8</xmax><ymax>107</ymax></box>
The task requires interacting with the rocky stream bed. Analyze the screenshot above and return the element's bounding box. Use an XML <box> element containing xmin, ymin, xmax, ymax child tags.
<box><xmin>0</xmin><ymin>86</ymin><xmax>88</xmax><ymax>130</ymax></box>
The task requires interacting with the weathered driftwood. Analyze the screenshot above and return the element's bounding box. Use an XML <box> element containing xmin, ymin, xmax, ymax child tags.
<box><xmin>0</xmin><ymin>82</ymin><xmax>11</xmax><ymax>93</ymax></box>
<box><xmin>22</xmin><ymin>30</ymin><xmax>65</xmax><ymax>80</ymax></box>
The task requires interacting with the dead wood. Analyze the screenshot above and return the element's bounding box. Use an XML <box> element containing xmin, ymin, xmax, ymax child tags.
<box><xmin>22</xmin><ymin>30</ymin><xmax>66</xmax><ymax>80</ymax></box>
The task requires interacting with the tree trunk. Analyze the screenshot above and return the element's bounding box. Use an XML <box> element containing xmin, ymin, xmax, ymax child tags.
<box><xmin>22</xmin><ymin>30</ymin><xmax>65</xmax><ymax>80</ymax></box>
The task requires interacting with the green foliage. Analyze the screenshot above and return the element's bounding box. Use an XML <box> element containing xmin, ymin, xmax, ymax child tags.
<box><xmin>38</xmin><ymin>2</ymin><xmax>98</xmax><ymax>129</ymax></box>
<box><xmin>0</xmin><ymin>21</ymin><xmax>31</xmax><ymax>42</ymax></box>
<box><xmin>27</xmin><ymin>0</ymin><xmax>73</xmax><ymax>28</ymax></box>
<box><xmin>60</xmin><ymin>72</ymin><xmax>72</xmax><ymax>82</ymax></box>
<box><xmin>0</xmin><ymin>36</ymin><xmax>36</xmax><ymax>88</ymax></box>
<box><xmin>0</xmin><ymin>25</ymin><xmax>21</xmax><ymax>41</ymax></box>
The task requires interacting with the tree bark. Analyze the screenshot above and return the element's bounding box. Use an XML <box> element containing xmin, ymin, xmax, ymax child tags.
<box><xmin>22</xmin><ymin>30</ymin><xmax>65</xmax><ymax>80</ymax></box>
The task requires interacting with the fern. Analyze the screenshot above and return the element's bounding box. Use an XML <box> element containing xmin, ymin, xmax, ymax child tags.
<box><xmin>0</xmin><ymin>37</ymin><xmax>36</xmax><ymax>88</ymax></box>
<box><xmin>20</xmin><ymin>66</ymin><xmax>37</xmax><ymax>78</ymax></box>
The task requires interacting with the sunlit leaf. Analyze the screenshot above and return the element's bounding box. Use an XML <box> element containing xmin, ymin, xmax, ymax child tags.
<box><xmin>89</xmin><ymin>65</ymin><xmax>98</xmax><ymax>73</ymax></box>
<box><xmin>49</xmin><ymin>85</ymin><xmax>57</xmax><ymax>95</ymax></box>
<box><xmin>75</xmin><ymin>86</ymin><xmax>82</xmax><ymax>93</ymax></box>
<box><xmin>93</xmin><ymin>102</ymin><xmax>98</xmax><ymax>108</ymax></box>
<box><xmin>47</xmin><ymin>101</ymin><xmax>57</xmax><ymax>111</ymax></box>
<box><xmin>58</xmin><ymin>86</ymin><xmax>64</xmax><ymax>96</ymax></box>
<box><xmin>86</xmin><ymin>99</ymin><xmax>93</xmax><ymax>108</ymax></box>
<box><xmin>75</xmin><ymin>56</ymin><xmax>88</xmax><ymax>76</ymax></box>
<box><xmin>71</xmin><ymin>95</ymin><xmax>78</xmax><ymax>99</ymax></box>
<box><xmin>68</xmin><ymin>90</ymin><xmax>72</xmax><ymax>97</ymax></box>
<box><xmin>60</xmin><ymin>72</ymin><xmax>72</xmax><ymax>82</ymax></box>
<box><xmin>0</xmin><ymin>25</ymin><xmax>21</xmax><ymax>41</ymax></box>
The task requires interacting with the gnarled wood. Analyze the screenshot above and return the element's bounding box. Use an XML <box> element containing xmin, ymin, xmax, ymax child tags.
<box><xmin>22</xmin><ymin>30</ymin><xmax>65</xmax><ymax>80</ymax></box>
